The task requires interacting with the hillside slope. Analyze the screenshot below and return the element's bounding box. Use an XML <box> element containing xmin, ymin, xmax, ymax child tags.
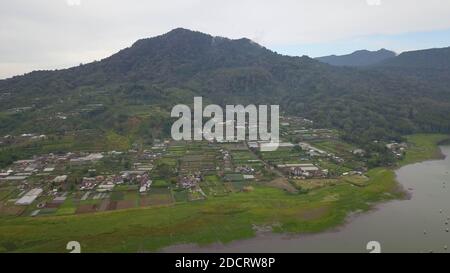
<box><xmin>1</xmin><ymin>28</ymin><xmax>450</xmax><ymax>147</ymax></box>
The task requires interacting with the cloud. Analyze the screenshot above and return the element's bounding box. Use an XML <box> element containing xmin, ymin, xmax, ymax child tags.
<box><xmin>1</xmin><ymin>0</ymin><xmax>450</xmax><ymax>78</ymax></box>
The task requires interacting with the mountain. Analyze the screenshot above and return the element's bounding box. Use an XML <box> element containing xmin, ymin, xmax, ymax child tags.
<box><xmin>379</xmin><ymin>47</ymin><xmax>450</xmax><ymax>69</ymax></box>
<box><xmin>1</xmin><ymin>28</ymin><xmax>450</xmax><ymax>165</ymax></box>
<box><xmin>316</xmin><ymin>49</ymin><xmax>396</xmax><ymax>67</ymax></box>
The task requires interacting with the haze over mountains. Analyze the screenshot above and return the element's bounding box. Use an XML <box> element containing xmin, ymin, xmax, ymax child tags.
<box><xmin>1</xmin><ymin>28</ymin><xmax>450</xmax><ymax>150</ymax></box>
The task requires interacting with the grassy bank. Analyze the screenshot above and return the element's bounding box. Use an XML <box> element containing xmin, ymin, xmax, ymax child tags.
<box><xmin>0</xmin><ymin>170</ymin><xmax>400</xmax><ymax>253</ymax></box>
<box><xmin>400</xmin><ymin>134</ymin><xmax>450</xmax><ymax>166</ymax></box>
<box><xmin>0</xmin><ymin>134</ymin><xmax>447</xmax><ymax>253</ymax></box>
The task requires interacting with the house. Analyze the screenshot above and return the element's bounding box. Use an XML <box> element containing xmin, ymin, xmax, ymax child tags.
<box><xmin>134</xmin><ymin>163</ymin><xmax>153</xmax><ymax>172</ymax></box>
<box><xmin>1</xmin><ymin>175</ymin><xmax>28</xmax><ymax>181</ymax></box>
<box><xmin>31</xmin><ymin>135</ymin><xmax>47</xmax><ymax>140</ymax></box>
<box><xmin>24</xmin><ymin>165</ymin><xmax>38</xmax><ymax>172</ymax></box>
<box><xmin>298</xmin><ymin>142</ymin><xmax>327</xmax><ymax>156</ymax></box>
<box><xmin>284</xmin><ymin>163</ymin><xmax>323</xmax><ymax>178</ymax></box>
<box><xmin>14</xmin><ymin>159</ymin><xmax>36</xmax><ymax>165</ymax></box>
<box><xmin>15</xmin><ymin>188</ymin><xmax>43</xmax><ymax>205</ymax></box>
<box><xmin>138</xmin><ymin>176</ymin><xmax>152</xmax><ymax>193</ymax></box>
<box><xmin>386</xmin><ymin>142</ymin><xmax>408</xmax><ymax>150</ymax></box>
<box><xmin>258</xmin><ymin>141</ymin><xmax>295</xmax><ymax>151</ymax></box>
<box><xmin>0</xmin><ymin>172</ymin><xmax>10</xmax><ymax>177</ymax></box>
<box><xmin>352</xmin><ymin>149</ymin><xmax>366</xmax><ymax>156</ymax></box>
<box><xmin>179</xmin><ymin>173</ymin><xmax>202</xmax><ymax>189</ymax></box>
<box><xmin>277</xmin><ymin>163</ymin><xmax>315</xmax><ymax>168</ymax></box>
<box><xmin>235</xmin><ymin>165</ymin><xmax>254</xmax><ymax>174</ymax></box>
<box><xmin>247</xmin><ymin>142</ymin><xmax>259</xmax><ymax>149</ymax></box>
<box><xmin>70</xmin><ymin>153</ymin><xmax>104</xmax><ymax>164</ymax></box>
<box><xmin>80</xmin><ymin>177</ymin><xmax>97</xmax><ymax>190</ymax></box>
<box><xmin>386</xmin><ymin>142</ymin><xmax>407</xmax><ymax>158</ymax></box>
<box><xmin>139</xmin><ymin>185</ymin><xmax>147</xmax><ymax>193</ymax></box>
<box><xmin>53</xmin><ymin>175</ymin><xmax>68</xmax><ymax>183</ymax></box>
<box><xmin>97</xmin><ymin>182</ymin><xmax>115</xmax><ymax>192</ymax></box>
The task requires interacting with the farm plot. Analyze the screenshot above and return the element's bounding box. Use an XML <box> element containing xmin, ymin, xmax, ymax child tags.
<box><xmin>223</xmin><ymin>181</ymin><xmax>250</xmax><ymax>192</ymax></box>
<box><xmin>292</xmin><ymin>178</ymin><xmax>340</xmax><ymax>191</ymax></box>
<box><xmin>55</xmin><ymin>198</ymin><xmax>77</xmax><ymax>215</ymax></box>
<box><xmin>76</xmin><ymin>204</ymin><xmax>98</xmax><ymax>214</ymax></box>
<box><xmin>35</xmin><ymin>208</ymin><xmax>58</xmax><ymax>216</ymax></box>
<box><xmin>229</xmin><ymin>181</ymin><xmax>248</xmax><ymax>192</ymax></box>
<box><xmin>187</xmin><ymin>188</ymin><xmax>206</xmax><ymax>201</ymax></box>
<box><xmin>230</xmin><ymin>150</ymin><xmax>263</xmax><ymax>170</ymax></box>
<box><xmin>310</xmin><ymin>140</ymin><xmax>355</xmax><ymax>158</ymax></box>
<box><xmin>172</xmin><ymin>189</ymin><xmax>188</xmax><ymax>203</ymax></box>
<box><xmin>142</xmin><ymin>188</ymin><xmax>173</xmax><ymax>206</ymax></box>
<box><xmin>342</xmin><ymin>175</ymin><xmax>370</xmax><ymax>186</ymax></box>
<box><xmin>0</xmin><ymin>186</ymin><xmax>18</xmax><ymax>202</ymax></box>
<box><xmin>220</xmin><ymin>143</ymin><xmax>248</xmax><ymax>151</ymax></box>
<box><xmin>152</xmin><ymin>179</ymin><xmax>170</xmax><ymax>188</ymax></box>
<box><xmin>116</xmin><ymin>200</ymin><xmax>137</xmax><ymax>210</ymax></box>
<box><xmin>0</xmin><ymin>204</ymin><xmax>26</xmax><ymax>216</ymax></box>
<box><xmin>221</xmin><ymin>173</ymin><xmax>252</xmax><ymax>192</ymax></box>
<box><xmin>260</xmin><ymin>147</ymin><xmax>304</xmax><ymax>165</ymax></box>
<box><xmin>200</xmin><ymin>175</ymin><xmax>227</xmax><ymax>197</ymax></box>
<box><xmin>166</xmin><ymin>143</ymin><xmax>188</xmax><ymax>157</ymax></box>
<box><xmin>179</xmin><ymin>144</ymin><xmax>219</xmax><ymax>175</ymax></box>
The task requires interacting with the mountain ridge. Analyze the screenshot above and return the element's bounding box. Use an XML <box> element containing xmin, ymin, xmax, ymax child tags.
<box><xmin>316</xmin><ymin>49</ymin><xmax>397</xmax><ymax>67</ymax></box>
<box><xmin>378</xmin><ymin>46</ymin><xmax>450</xmax><ymax>69</ymax></box>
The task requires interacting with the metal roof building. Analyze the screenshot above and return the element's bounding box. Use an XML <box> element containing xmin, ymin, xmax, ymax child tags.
<box><xmin>15</xmin><ymin>188</ymin><xmax>43</xmax><ymax>205</ymax></box>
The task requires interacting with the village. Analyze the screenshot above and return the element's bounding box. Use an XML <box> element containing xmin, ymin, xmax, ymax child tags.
<box><xmin>0</xmin><ymin>116</ymin><xmax>408</xmax><ymax>217</ymax></box>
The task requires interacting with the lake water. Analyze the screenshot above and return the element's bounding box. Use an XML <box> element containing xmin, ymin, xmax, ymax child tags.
<box><xmin>164</xmin><ymin>146</ymin><xmax>450</xmax><ymax>253</ymax></box>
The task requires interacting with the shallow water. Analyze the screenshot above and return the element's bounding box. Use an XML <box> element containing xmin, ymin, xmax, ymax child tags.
<box><xmin>163</xmin><ymin>146</ymin><xmax>450</xmax><ymax>253</ymax></box>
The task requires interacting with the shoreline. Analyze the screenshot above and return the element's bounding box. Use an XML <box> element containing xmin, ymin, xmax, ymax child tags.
<box><xmin>162</xmin><ymin>143</ymin><xmax>450</xmax><ymax>253</ymax></box>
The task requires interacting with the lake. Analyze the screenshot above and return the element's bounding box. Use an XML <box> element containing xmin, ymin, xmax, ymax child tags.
<box><xmin>164</xmin><ymin>146</ymin><xmax>450</xmax><ymax>253</ymax></box>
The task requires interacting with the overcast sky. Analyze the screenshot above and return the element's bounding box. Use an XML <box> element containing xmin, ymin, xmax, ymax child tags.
<box><xmin>1</xmin><ymin>0</ymin><xmax>450</xmax><ymax>79</ymax></box>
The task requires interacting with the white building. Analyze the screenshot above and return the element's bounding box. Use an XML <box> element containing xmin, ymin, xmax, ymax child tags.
<box><xmin>15</xmin><ymin>188</ymin><xmax>43</xmax><ymax>205</ymax></box>
<box><xmin>53</xmin><ymin>175</ymin><xmax>68</xmax><ymax>183</ymax></box>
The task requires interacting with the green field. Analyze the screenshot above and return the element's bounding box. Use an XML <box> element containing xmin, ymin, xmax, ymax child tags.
<box><xmin>260</xmin><ymin>147</ymin><xmax>304</xmax><ymax>165</ymax></box>
<box><xmin>55</xmin><ymin>198</ymin><xmax>77</xmax><ymax>216</ymax></box>
<box><xmin>0</xmin><ymin>134</ymin><xmax>447</xmax><ymax>253</ymax></box>
<box><xmin>0</xmin><ymin>166</ymin><xmax>400</xmax><ymax>253</ymax></box>
<box><xmin>311</xmin><ymin>140</ymin><xmax>355</xmax><ymax>156</ymax></box>
<box><xmin>400</xmin><ymin>134</ymin><xmax>450</xmax><ymax>166</ymax></box>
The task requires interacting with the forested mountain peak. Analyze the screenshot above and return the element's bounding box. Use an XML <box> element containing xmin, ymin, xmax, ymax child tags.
<box><xmin>1</xmin><ymin>29</ymin><xmax>450</xmax><ymax>151</ymax></box>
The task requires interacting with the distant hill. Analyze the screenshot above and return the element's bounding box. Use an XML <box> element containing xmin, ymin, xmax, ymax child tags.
<box><xmin>378</xmin><ymin>47</ymin><xmax>450</xmax><ymax>69</ymax></box>
<box><xmin>316</xmin><ymin>49</ymin><xmax>396</xmax><ymax>67</ymax></box>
